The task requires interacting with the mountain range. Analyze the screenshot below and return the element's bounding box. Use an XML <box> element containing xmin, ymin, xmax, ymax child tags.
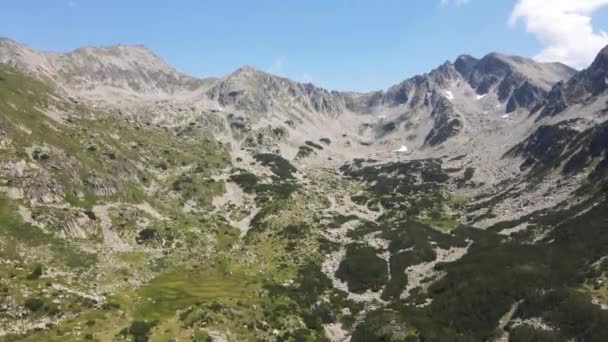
<box><xmin>1</xmin><ymin>37</ymin><xmax>608</xmax><ymax>341</ymax></box>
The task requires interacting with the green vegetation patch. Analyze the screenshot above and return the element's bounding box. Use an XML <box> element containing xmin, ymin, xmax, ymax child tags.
<box><xmin>171</xmin><ymin>173</ymin><xmax>225</xmax><ymax>206</ymax></box>
<box><xmin>296</xmin><ymin>145</ymin><xmax>315</xmax><ymax>159</ymax></box>
<box><xmin>336</xmin><ymin>244</ymin><xmax>388</xmax><ymax>293</ymax></box>
<box><xmin>356</xmin><ymin>198</ymin><xmax>608</xmax><ymax>341</ymax></box>
<box><xmin>135</xmin><ymin>266</ymin><xmax>259</xmax><ymax>321</ymax></box>
<box><xmin>229</xmin><ymin>171</ymin><xmax>259</xmax><ymax>192</ymax></box>
<box><xmin>340</xmin><ymin>158</ymin><xmax>449</xmax><ymax>198</ymax></box>
<box><xmin>253</xmin><ymin>153</ymin><xmax>297</xmax><ymax>179</ymax></box>
<box><xmin>229</xmin><ymin>168</ymin><xmax>300</xmax><ymax>201</ymax></box>
<box><xmin>508</xmin><ymin>325</ymin><xmax>565</xmax><ymax>342</ymax></box>
<box><xmin>351</xmin><ymin>309</ymin><xmax>416</xmax><ymax>342</ymax></box>
<box><xmin>264</xmin><ymin>261</ymin><xmax>361</xmax><ymax>338</ymax></box>
<box><xmin>305</xmin><ymin>140</ymin><xmax>324</xmax><ymax>150</ymax></box>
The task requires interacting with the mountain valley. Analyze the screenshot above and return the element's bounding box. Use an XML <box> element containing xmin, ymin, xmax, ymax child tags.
<box><xmin>0</xmin><ymin>37</ymin><xmax>608</xmax><ymax>341</ymax></box>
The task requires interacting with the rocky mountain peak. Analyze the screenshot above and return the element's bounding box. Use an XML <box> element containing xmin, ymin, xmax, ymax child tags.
<box><xmin>469</xmin><ymin>52</ymin><xmax>575</xmax><ymax>92</ymax></box>
<box><xmin>0</xmin><ymin>37</ymin><xmax>21</xmax><ymax>48</ymax></box>
<box><xmin>0</xmin><ymin>38</ymin><xmax>206</xmax><ymax>103</ymax></box>
<box><xmin>454</xmin><ymin>54</ymin><xmax>479</xmax><ymax>79</ymax></box>
<box><xmin>0</xmin><ymin>37</ymin><xmax>50</xmax><ymax>69</ymax></box>
<box><xmin>69</xmin><ymin>43</ymin><xmax>163</xmax><ymax>64</ymax></box>
<box><xmin>463</xmin><ymin>51</ymin><xmax>576</xmax><ymax>113</ymax></box>
<box><xmin>428</xmin><ymin>61</ymin><xmax>461</xmax><ymax>87</ymax></box>
<box><xmin>589</xmin><ymin>43</ymin><xmax>608</xmax><ymax>72</ymax></box>
<box><xmin>206</xmin><ymin>64</ymin><xmax>347</xmax><ymax>115</ymax></box>
<box><xmin>381</xmin><ymin>61</ymin><xmax>462</xmax><ymax>109</ymax></box>
<box><xmin>231</xmin><ymin>65</ymin><xmax>264</xmax><ymax>74</ymax></box>
<box><xmin>59</xmin><ymin>43</ymin><xmax>204</xmax><ymax>96</ymax></box>
<box><xmin>540</xmin><ymin>44</ymin><xmax>608</xmax><ymax>118</ymax></box>
<box><xmin>220</xmin><ymin>65</ymin><xmax>284</xmax><ymax>87</ymax></box>
<box><xmin>468</xmin><ymin>52</ymin><xmax>521</xmax><ymax>94</ymax></box>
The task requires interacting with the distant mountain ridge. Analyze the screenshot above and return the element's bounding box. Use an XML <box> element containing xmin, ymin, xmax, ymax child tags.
<box><xmin>0</xmin><ymin>37</ymin><xmax>576</xmax><ymax>113</ymax></box>
<box><xmin>0</xmin><ymin>37</ymin><xmax>600</xmax><ymax>151</ymax></box>
<box><xmin>0</xmin><ymin>37</ymin><xmax>212</xmax><ymax>101</ymax></box>
<box><xmin>206</xmin><ymin>65</ymin><xmax>352</xmax><ymax>115</ymax></box>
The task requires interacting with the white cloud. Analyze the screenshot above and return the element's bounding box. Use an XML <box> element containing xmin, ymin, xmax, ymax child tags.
<box><xmin>440</xmin><ymin>0</ymin><xmax>471</xmax><ymax>6</ymax></box>
<box><xmin>510</xmin><ymin>0</ymin><xmax>608</xmax><ymax>68</ymax></box>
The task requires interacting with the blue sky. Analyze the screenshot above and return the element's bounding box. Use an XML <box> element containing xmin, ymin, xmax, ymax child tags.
<box><xmin>3</xmin><ymin>0</ymin><xmax>608</xmax><ymax>91</ymax></box>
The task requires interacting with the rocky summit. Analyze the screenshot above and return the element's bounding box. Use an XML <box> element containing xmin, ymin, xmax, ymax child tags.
<box><xmin>1</xmin><ymin>37</ymin><xmax>608</xmax><ymax>342</ymax></box>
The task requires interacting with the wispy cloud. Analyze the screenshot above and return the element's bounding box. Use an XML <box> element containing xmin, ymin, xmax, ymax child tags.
<box><xmin>440</xmin><ymin>0</ymin><xmax>471</xmax><ymax>6</ymax></box>
<box><xmin>267</xmin><ymin>56</ymin><xmax>288</xmax><ymax>76</ymax></box>
<box><xmin>267</xmin><ymin>56</ymin><xmax>313</xmax><ymax>83</ymax></box>
<box><xmin>510</xmin><ymin>0</ymin><xmax>608</xmax><ymax>68</ymax></box>
<box><xmin>298</xmin><ymin>73</ymin><xmax>313</xmax><ymax>83</ymax></box>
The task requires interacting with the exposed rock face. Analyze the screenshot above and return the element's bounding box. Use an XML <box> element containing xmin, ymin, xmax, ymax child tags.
<box><xmin>506</xmin><ymin>80</ymin><xmax>547</xmax><ymax>113</ymax></box>
<box><xmin>505</xmin><ymin>119</ymin><xmax>583</xmax><ymax>173</ymax></box>
<box><xmin>386</xmin><ymin>52</ymin><xmax>576</xmax><ymax>113</ymax></box>
<box><xmin>58</xmin><ymin>45</ymin><xmax>207</xmax><ymax>95</ymax></box>
<box><xmin>0</xmin><ymin>37</ymin><xmax>579</xmax><ymax>152</ymax></box>
<box><xmin>463</xmin><ymin>53</ymin><xmax>576</xmax><ymax>113</ymax></box>
<box><xmin>343</xmin><ymin>52</ymin><xmax>575</xmax><ymax>146</ymax></box>
<box><xmin>381</xmin><ymin>62</ymin><xmax>461</xmax><ymax>108</ymax></box>
<box><xmin>560</xmin><ymin>120</ymin><xmax>608</xmax><ymax>178</ymax></box>
<box><xmin>467</xmin><ymin>53</ymin><xmax>575</xmax><ymax>93</ymax></box>
<box><xmin>206</xmin><ymin>66</ymin><xmax>350</xmax><ymax>115</ymax></box>
<box><xmin>503</xmin><ymin>116</ymin><xmax>608</xmax><ymax>201</ymax></box>
<box><xmin>453</xmin><ymin>54</ymin><xmax>479</xmax><ymax>79</ymax></box>
<box><xmin>0</xmin><ymin>37</ymin><xmax>211</xmax><ymax>101</ymax></box>
<box><xmin>424</xmin><ymin>97</ymin><xmax>463</xmax><ymax>146</ymax></box>
<box><xmin>541</xmin><ymin>45</ymin><xmax>608</xmax><ymax>117</ymax></box>
<box><xmin>343</xmin><ymin>62</ymin><xmax>466</xmax><ymax>146</ymax></box>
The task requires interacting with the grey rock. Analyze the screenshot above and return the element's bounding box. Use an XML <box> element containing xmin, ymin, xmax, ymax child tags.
<box><xmin>541</xmin><ymin>44</ymin><xmax>608</xmax><ymax>117</ymax></box>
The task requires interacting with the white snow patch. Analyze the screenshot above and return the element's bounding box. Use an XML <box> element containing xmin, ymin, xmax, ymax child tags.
<box><xmin>394</xmin><ymin>145</ymin><xmax>409</xmax><ymax>153</ymax></box>
<box><xmin>444</xmin><ymin>90</ymin><xmax>454</xmax><ymax>100</ymax></box>
<box><xmin>476</xmin><ymin>94</ymin><xmax>487</xmax><ymax>100</ymax></box>
<box><xmin>501</xmin><ymin>114</ymin><xmax>510</xmax><ymax>119</ymax></box>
